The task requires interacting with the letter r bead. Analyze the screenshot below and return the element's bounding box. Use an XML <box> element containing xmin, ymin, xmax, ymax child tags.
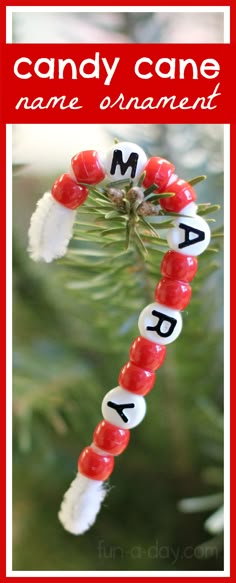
<box><xmin>138</xmin><ymin>302</ymin><xmax>182</xmax><ymax>345</ymax></box>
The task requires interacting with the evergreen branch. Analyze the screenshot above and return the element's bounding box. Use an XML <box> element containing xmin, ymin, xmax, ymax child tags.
<box><xmin>188</xmin><ymin>175</ymin><xmax>207</xmax><ymax>186</ymax></box>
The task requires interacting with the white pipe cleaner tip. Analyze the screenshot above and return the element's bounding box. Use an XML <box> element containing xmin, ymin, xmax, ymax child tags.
<box><xmin>58</xmin><ymin>473</ymin><xmax>109</xmax><ymax>535</ymax></box>
<box><xmin>28</xmin><ymin>192</ymin><xmax>76</xmax><ymax>263</ymax></box>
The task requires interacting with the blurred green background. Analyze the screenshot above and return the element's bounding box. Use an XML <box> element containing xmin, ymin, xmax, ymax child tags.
<box><xmin>12</xmin><ymin>10</ymin><xmax>224</xmax><ymax>573</ymax></box>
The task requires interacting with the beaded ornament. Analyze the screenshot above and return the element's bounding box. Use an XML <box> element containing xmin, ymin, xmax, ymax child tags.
<box><xmin>28</xmin><ymin>141</ymin><xmax>211</xmax><ymax>535</ymax></box>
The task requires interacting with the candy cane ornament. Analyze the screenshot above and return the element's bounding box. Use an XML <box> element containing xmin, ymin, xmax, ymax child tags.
<box><xmin>28</xmin><ymin>141</ymin><xmax>211</xmax><ymax>535</ymax></box>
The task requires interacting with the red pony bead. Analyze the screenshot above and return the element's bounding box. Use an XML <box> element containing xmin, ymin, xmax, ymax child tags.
<box><xmin>130</xmin><ymin>336</ymin><xmax>166</xmax><ymax>371</ymax></box>
<box><xmin>159</xmin><ymin>178</ymin><xmax>196</xmax><ymax>212</ymax></box>
<box><xmin>155</xmin><ymin>277</ymin><xmax>192</xmax><ymax>310</ymax></box>
<box><xmin>119</xmin><ymin>361</ymin><xmax>155</xmax><ymax>396</ymax></box>
<box><xmin>142</xmin><ymin>156</ymin><xmax>175</xmax><ymax>192</ymax></box>
<box><xmin>51</xmin><ymin>173</ymin><xmax>89</xmax><ymax>209</ymax></box>
<box><xmin>71</xmin><ymin>150</ymin><xmax>105</xmax><ymax>185</ymax></box>
<box><xmin>93</xmin><ymin>420</ymin><xmax>130</xmax><ymax>455</ymax></box>
<box><xmin>78</xmin><ymin>446</ymin><xmax>114</xmax><ymax>481</ymax></box>
<box><xmin>161</xmin><ymin>251</ymin><xmax>198</xmax><ymax>282</ymax></box>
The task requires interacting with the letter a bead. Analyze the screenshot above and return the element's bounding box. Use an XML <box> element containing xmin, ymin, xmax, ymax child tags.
<box><xmin>167</xmin><ymin>216</ymin><xmax>211</xmax><ymax>256</ymax></box>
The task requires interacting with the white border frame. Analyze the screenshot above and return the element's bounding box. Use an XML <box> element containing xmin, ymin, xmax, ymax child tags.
<box><xmin>6</xmin><ymin>6</ymin><xmax>230</xmax><ymax>44</ymax></box>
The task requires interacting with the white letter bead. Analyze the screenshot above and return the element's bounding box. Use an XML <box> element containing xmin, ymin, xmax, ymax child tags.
<box><xmin>101</xmin><ymin>386</ymin><xmax>146</xmax><ymax>429</ymax></box>
<box><xmin>100</xmin><ymin>141</ymin><xmax>148</xmax><ymax>181</ymax></box>
<box><xmin>166</xmin><ymin>215</ymin><xmax>211</xmax><ymax>256</ymax></box>
<box><xmin>138</xmin><ymin>302</ymin><xmax>182</xmax><ymax>345</ymax></box>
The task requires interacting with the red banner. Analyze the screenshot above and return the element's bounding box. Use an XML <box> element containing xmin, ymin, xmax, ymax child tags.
<box><xmin>2</xmin><ymin>43</ymin><xmax>235</xmax><ymax>123</ymax></box>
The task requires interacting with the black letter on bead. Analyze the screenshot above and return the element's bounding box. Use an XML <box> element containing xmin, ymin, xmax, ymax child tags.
<box><xmin>147</xmin><ymin>310</ymin><xmax>177</xmax><ymax>338</ymax></box>
<box><xmin>107</xmin><ymin>401</ymin><xmax>135</xmax><ymax>423</ymax></box>
<box><xmin>110</xmin><ymin>149</ymin><xmax>139</xmax><ymax>178</ymax></box>
<box><xmin>178</xmin><ymin>222</ymin><xmax>205</xmax><ymax>249</ymax></box>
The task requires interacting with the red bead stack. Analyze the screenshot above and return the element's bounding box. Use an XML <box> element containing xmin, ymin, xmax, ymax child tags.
<box><xmin>154</xmin><ymin>278</ymin><xmax>192</xmax><ymax>310</ymax></box>
<box><xmin>159</xmin><ymin>178</ymin><xmax>196</xmax><ymax>213</ymax></box>
<box><xmin>51</xmin><ymin>173</ymin><xmax>89</xmax><ymax>209</ymax></box>
<box><xmin>51</xmin><ymin>151</ymin><xmax>106</xmax><ymax>210</ymax></box>
<box><xmin>78</xmin><ymin>446</ymin><xmax>114</xmax><ymax>481</ymax></box>
<box><xmin>129</xmin><ymin>336</ymin><xmax>166</xmax><ymax>371</ymax></box>
<box><xmin>160</xmin><ymin>251</ymin><xmax>198</xmax><ymax>282</ymax></box>
<box><xmin>93</xmin><ymin>420</ymin><xmax>130</xmax><ymax>455</ymax></box>
<box><xmin>71</xmin><ymin>150</ymin><xmax>106</xmax><ymax>185</ymax></box>
<box><xmin>119</xmin><ymin>362</ymin><xmax>156</xmax><ymax>396</ymax></box>
<box><xmin>142</xmin><ymin>157</ymin><xmax>175</xmax><ymax>192</ymax></box>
